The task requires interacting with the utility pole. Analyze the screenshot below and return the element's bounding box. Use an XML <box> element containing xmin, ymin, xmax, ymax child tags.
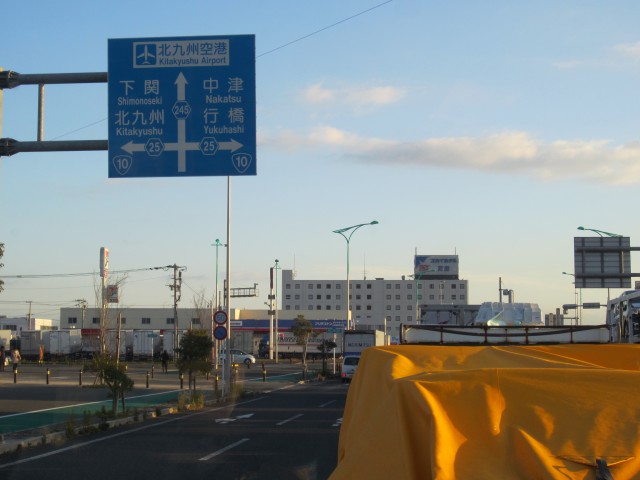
<box><xmin>75</xmin><ymin>299</ymin><xmax>87</xmax><ymax>329</ymax></box>
<box><xmin>168</xmin><ymin>264</ymin><xmax>186</xmax><ymax>354</ymax></box>
<box><xmin>26</xmin><ymin>300</ymin><xmax>32</xmax><ymax>330</ymax></box>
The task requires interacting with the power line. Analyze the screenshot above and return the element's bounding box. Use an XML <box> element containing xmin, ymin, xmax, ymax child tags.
<box><xmin>257</xmin><ymin>1</ymin><xmax>394</xmax><ymax>58</ymax></box>
<box><xmin>34</xmin><ymin>1</ymin><xmax>394</xmax><ymax>141</ymax></box>
<box><xmin>0</xmin><ymin>265</ymin><xmax>177</xmax><ymax>280</ymax></box>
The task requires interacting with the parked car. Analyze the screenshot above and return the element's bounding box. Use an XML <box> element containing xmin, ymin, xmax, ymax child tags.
<box><xmin>341</xmin><ymin>354</ymin><xmax>360</xmax><ymax>383</ymax></box>
<box><xmin>219</xmin><ymin>349</ymin><xmax>256</xmax><ymax>366</ymax></box>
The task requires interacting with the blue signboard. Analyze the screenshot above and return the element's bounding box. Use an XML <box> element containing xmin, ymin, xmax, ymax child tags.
<box><xmin>108</xmin><ymin>35</ymin><xmax>256</xmax><ymax>178</ymax></box>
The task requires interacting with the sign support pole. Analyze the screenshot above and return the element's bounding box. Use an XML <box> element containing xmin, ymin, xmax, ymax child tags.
<box><xmin>224</xmin><ymin>176</ymin><xmax>232</xmax><ymax>399</ymax></box>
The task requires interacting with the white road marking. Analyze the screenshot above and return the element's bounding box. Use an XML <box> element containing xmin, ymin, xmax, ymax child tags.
<box><xmin>199</xmin><ymin>438</ymin><xmax>250</xmax><ymax>461</ymax></box>
<box><xmin>276</xmin><ymin>413</ymin><xmax>303</xmax><ymax>426</ymax></box>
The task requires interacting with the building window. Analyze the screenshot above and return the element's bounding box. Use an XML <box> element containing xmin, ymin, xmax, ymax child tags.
<box><xmin>308</xmin><ymin>294</ymin><xmax>313</xmax><ymax>300</ymax></box>
<box><xmin>461</xmin><ymin>295</ymin><xmax>466</xmax><ymax>300</ymax></box>
<box><xmin>395</xmin><ymin>284</ymin><xmax>400</xmax><ymax>289</ymax></box>
<box><xmin>92</xmin><ymin>317</ymin><xmax>100</xmax><ymax>324</ymax></box>
<box><xmin>192</xmin><ymin>318</ymin><xmax>201</xmax><ymax>325</ymax></box>
<box><xmin>366</xmin><ymin>305</ymin><xmax>372</xmax><ymax>310</ymax></box>
<box><xmin>166</xmin><ymin>318</ymin><xmax>175</xmax><ymax>325</ymax></box>
<box><xmin>285</xmin><ymin>283</ymin><xmax>291</xmax><ymax>290</ymax></box>
<box><xmin>336</xmin><ymin>284</ymin><xmax>341</xmax><ymax>289</ymax></box>
<box><xmin>460</xmin><ymin>284</ymin><xmax>466</xmax><ymax>289</ymax></box>
<box><xmin>367</xmin><ymin>295</ymin><xmax>372</xmax><ymax>300</ymax></box>
<box><xmin>386</xmin><ymin>305</ymin><xmax>391</xmax><ymax>311</ymax></box>
<box><xmin>294</xmin><ymin>305</ymin><xmax>300</xmax><ymax>310</ymax></box>
<box><xmin>285</xmin><ymin>294</ymin><xmax>291</xmax><ymax>300</ymax></box>
<box><xmin>336</xmin><ymin>305</ymin><xmax>341</xmax><ymax>310</ymax></box>
<box><xmin>429</xmin><ymin>284</ymin><xmax>435</xmax><ymax>289</ymax></box>
<box><xmin>386</xmin><ymin>294</ymin><xmax>392</xmax><ymax>300</ymax></box>
<box><xmin>407</xmin><ymin>316</ymin><xmax>412</xmax><ymax>322</ymax></box>
<box><xmin>429</xmin><ymin>295</ymin><xmax>435</xmax><ymax>300</ymax></box>
<box><xmin>386</xmin><ymin>284</ymin><xmax>391</xmax><ymax>289</ymax></box>
<box><xmin>418</xmin><ymin>283</ymin><xmax>423</xmax><ymax>289</ymax></box>
<box><xmin>452</xmin><ymin>284</ymin><xmax>457</xmax><ymax>289</ymax></box>
<box><xmin>356</xmin><ymin>294</ymin><xmax>361</xmax><ymax>300</ymax></box>
<box><xmin>407</xmin><ymin>294</ymin><xmax>412</xmax><ymax>300</ymax></box>
<box><xmin>68</xmin><ymin>317</ymin><xmax>77</xmax><ymax>324</ymax></box>
<box><xmin>295</xmin><ymin>294</ymin><xmax>300</xmax><ymax>300</ymax></box>
<box><xmin>355</xmin><ymin>284</ymin><xmax>361</xmax><ymax>289</ymax></box>
<box><xmin>326</xmin><ymin>295</ymin><xmax>331</xmax><ymax>300</ymax></box>
<box><xmin>121</xmin><ymin>318</ymin><xmax>126</xmax><ymax>324</ymax></box>
<box><xmin>316</xmin><ymin>305</ymin><xmax>321</xmax><ymax>310</ymax></box>
<box><xmin>367</xmin><ymin>284</ymin><xmax>372</xmax><ymax>289</ymax></box>
<box><xmin>317</xmin><ymin>283</ymin><xmax>322</xmax><ymax>289</ymax></box>
<box><xmin>285</xmin><ymin>305</ymin><xmax>291</xmax><ymax>310</ymax></box>
<box><xmin>309</xmin><ymin>284</ymin><xmax>313</xmax><ymax>289</ymax></box>
<box><xmin>142</xmin><ymin>318</ymin><xmax>151</xmax><ymax>325</ymax></box>
<box><xmin>395</xmin><ymin>295</ymin><xmax>400</xmax><ymax>300</ymax></box>
<box><xmin>356</xmin><ymin>305</ymin><xmax>361</xmax><ymax>311</ymax></box>
<box><xmin>336</xmin><ymin>294</ymin><xmax>341</xmax><ymax>300</ymax></box>
<box><xmin>395</xmin><ymin>305</ymin><xmax>401</xmax><ymax>310</ymax></box>
<box><xmin>408</xmin><ymin>305</ymin><xmax>412</xmax><ymax>311</ymax></box>
<box><xmin>325</xmin><ymin>305</ymin><xmax>331</xmax><ymax>310</ymax></box>
<box><xmin>326</xmin><ymin>284</ymin><xmax>331</xmax><ymax>289</ymax></box>
<box><xmin>295</xmin><ymin>284</ymin><xmax>300</xmax><ymax>289</ymax></box>
<box><xmin>395</xmin><ymin>316</ymin><xmax>401</xmax><ymax>322</ymax></box>
<box><xmin>407</xmin><ymin>283</ymin><xmax>413</xmax><ymax>289</ymax></box>
<box><xmin>452</xmin><ymin>295</ymin><xmax>457</xmax><ymax>300</ymax></box>
<box><xmin>316</xmin><ymin>294</ymin><xmax>321</xmax><ymax>300</ymax></box>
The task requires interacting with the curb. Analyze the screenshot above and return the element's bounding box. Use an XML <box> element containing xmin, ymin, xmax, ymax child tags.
<box><xmin>0</xmin><ymin>405</ymin><xmax>177</xmax><ymax>457</ymax></box>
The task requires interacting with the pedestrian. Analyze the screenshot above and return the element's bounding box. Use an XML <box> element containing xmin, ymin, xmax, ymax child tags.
<box><xmin>39</xmin><ymin>344</ymin><xmax>44</xmax><ymax>365</ymax></box>
<box><xmin>11</xmin><ymin>349</ymin><xmax>21</xmax><ymax>372</ymax></box>
<box><xmin>0</xmin><ymin>345</ymin><xmax>5</xmax><ymax>372</ymax></box>
<box><xmin>161</xmin><ymin>350</ymin><xmax>169</xmax><ymax>373</ymax></box>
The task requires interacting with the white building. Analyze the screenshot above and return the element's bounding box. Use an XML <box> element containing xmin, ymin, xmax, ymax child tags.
<box><xmin>281</xmin><ymin>269</ymin><xmax>471</xmax><ymax>339</ymax></box>
<box><xmin>0</xmin><ymin>316</ymin><xmax>57</xmax><ymax>335</ymax></box>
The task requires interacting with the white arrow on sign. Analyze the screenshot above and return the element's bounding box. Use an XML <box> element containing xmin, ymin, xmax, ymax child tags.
<box><xmin>119</xmin><ymin>72</ymin><xmax>245</xmax><ymax>172</ymax></box>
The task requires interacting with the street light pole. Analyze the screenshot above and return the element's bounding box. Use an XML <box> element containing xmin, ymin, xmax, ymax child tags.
<box><xmin>577</xmin><ymin>226</ymin><xmax>622</xmax><ymax>238</ymax></box>
<box><xmin>274</xmin><ymin>259</ymin><xmax>280</xmax><ymax>363</ymax></box>
<box><xmin>333</xmin><ymin>220</ymin><xmax>379</xmax><ymax>330</ymax></box>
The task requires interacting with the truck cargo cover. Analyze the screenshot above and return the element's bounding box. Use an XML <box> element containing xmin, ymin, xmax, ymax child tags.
<box><xmin>331</xmin><ymin>344</ymin><xmax>640</xmax><ymax>479</ymax></box>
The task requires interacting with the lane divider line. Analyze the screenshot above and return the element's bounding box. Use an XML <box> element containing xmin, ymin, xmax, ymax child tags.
<box><xmin>199</xmin><ymin>438</ymin><xmax>250</xmax><ymax>461</ymax></box>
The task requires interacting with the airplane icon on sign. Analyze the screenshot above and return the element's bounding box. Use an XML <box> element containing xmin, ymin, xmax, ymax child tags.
<box><xmin>135</xmin><ymin>44</ymin><xmax>156</xmax><ymax>66</ymax></box>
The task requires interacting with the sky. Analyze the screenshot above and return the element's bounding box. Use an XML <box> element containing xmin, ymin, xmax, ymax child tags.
<box><xmin>1</xmin><ymin>0</ymin><xmax>640</xmax><ymax>324</ymax></box>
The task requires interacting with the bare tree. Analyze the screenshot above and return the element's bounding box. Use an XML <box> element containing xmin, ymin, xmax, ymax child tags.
<box><xmin>93</xmin><ymin>273</ymin><xmax>127</xmax><ymax>355</ymax></box>
<box><xmin>0</xmin><ymin>243</ymin><xmax>4</xmax><ymax>294</ymax></box>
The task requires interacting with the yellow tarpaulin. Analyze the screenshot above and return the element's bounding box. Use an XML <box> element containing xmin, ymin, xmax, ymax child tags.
<box><xmin>331</xmin><ymin>344</ymin><xmax>640</xmax><ymax>479</ymax></box>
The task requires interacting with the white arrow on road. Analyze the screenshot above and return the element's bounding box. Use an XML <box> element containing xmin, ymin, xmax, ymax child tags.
<box><xmin>215</xmin><ymin>413</ymin><xmax>255</xmax><ymax>424</ymax></box>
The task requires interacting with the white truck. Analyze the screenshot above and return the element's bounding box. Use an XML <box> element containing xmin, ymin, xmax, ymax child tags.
<box><xmin>47</xmin><ymin>329</ymin><xmax>83</xmax><ymax>358</ymax></box>
<box><xmin>132</xmin><ymin>330</ymin><xmax>161</xmax><ymax>360</ymax></box>
<box><xmin>259</xmin><ymin>332</ymin><xmax>344</xmax><ymax>360</ymax></box>
<box><xmin>18</xmin><ymin>330</ymin><xmax>44</xmax><ymax>360</ymax></box>
<box><xmin>342</xmin><ymin>330</ymin><xmax>386</xmax><ymax>356</ymax></box>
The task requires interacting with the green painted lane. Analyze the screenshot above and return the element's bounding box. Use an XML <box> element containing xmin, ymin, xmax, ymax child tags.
<box><xmin>0</xmin><ymin>390</ymin><xmax>183</xmax><ymax>435</ymax></box>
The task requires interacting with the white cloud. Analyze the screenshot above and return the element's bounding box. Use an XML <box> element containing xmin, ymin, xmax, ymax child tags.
<box><xmin>302</xmin><ymin>84</ymin><xmax>336</xmax><ymax>103</ymax></box>
<box><xmin>614</xmin><ymin>42</ymin><xmax>640</xmax><ymax>58</ymax></box>
<box><xmin>259</xmin><ymin>127</ymin><xmax>640</xmax><ymax>185</ymax></box>
<box><xmin>300</xmin><ymin>83</ymin><xmax>406</xmax><ymax>107</ymax></box>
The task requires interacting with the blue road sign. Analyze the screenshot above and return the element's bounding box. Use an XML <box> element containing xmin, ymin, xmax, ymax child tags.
<box><xmin>108</xmin><ymin>35</ymin><xmax>256</xmax><ymax>178</ymax></box>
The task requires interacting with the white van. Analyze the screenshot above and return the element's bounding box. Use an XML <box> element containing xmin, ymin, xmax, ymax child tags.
<box><xmin>341</xmin><ymin>355</ymin><xmax>360</xmax><ymax>383</ymax></box>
